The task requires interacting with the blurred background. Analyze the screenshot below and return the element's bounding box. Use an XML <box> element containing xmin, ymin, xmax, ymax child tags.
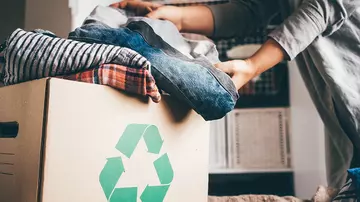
<box><xmin>0</xmin><ymin>0</ymin><xmax>327</xmax><ymax>199</ymax></box>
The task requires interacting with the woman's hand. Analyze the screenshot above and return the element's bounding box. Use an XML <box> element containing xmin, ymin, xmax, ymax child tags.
<box><xmin>215</xmin><ymin>39</ymin><xmax>286</xmax><ymax>91</ymax></box>
<box><xmin>146</xmin><ymin>6</ymin><xmax>184</xmax><ymax>30</ymax></box>
<box><xmin>110</xmin><ymin>0</ymin><xmax>163</xmax><ymax>16</ymax></box>
<box><xmin>110</xmin><ymin>0</ymin><xmax>184</xmax><ymax>30</ymax></box>
<box><xmin>214</xmin><ymin>60</ymin><xmax>258</xmax><ymax>90</ymax></box>
<box><xmin>111</xmin><ymin>1</ymin><xmax>214</xmax><ymax>35</ymax></box>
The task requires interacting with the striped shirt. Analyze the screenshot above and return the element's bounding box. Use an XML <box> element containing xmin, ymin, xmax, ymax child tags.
<box><xmin>2</xmin><ymin>29</ymin><xmax>151</xmax><ymax>85</ymax></box>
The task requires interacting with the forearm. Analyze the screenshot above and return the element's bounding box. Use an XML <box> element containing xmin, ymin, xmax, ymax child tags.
<box><xmin>220</xmin><ymin>39</ymin><xmax>285</xmax><ymax>90</ymax></box>
<box><xmin>246</xmin><ymin>39</ymin><xmax>285</xmax><ymax>77</ymax></box>
<box><xmin>179</xmin><ymin>6</ymin><xmax>214</xmax><ymax>36</ymax></box>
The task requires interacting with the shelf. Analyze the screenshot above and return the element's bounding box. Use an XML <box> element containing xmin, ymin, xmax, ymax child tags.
<box><xmin>209</xmin><ymin>168</ymin><xmax>293</xmax><ymax>174</ymax></box>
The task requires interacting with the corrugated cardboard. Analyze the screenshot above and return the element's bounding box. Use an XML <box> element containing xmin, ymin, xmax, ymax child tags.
<box><xmin>0</xmin><ymin>78</ymin><xmax>209</xmax><ymax>202</ymax></box>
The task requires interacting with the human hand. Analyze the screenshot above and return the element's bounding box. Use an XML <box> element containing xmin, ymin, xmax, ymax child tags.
<box><xmin>110</xmin><ymin>0</ymin><xmax>162</xmax><ymax>16</ymax></box>
<box><xmin>214</xmin><ymin>60</ymin><xmax>258</xmax><ymax>91</ymax></box>
<box><xmin>146</xmin><ymin>6</ymin><xmax>184</xmax><ymax>31</ymax></box>
<box><xmin>215</xmin><ymin>39</ymin><xmax>285</xmax><ymax>91</ymax></box>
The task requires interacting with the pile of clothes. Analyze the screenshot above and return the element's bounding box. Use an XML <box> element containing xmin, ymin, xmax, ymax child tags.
<box><xmin>0</xmin><ymin>5</ymin><xmax>239</xmax><ymax>121</ymax></box>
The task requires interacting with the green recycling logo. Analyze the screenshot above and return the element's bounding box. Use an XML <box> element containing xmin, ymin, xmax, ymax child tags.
<box><xmin>99</xmin><ymin>124</ymin><xmax>174</xmax><ymax>202</ymax></box>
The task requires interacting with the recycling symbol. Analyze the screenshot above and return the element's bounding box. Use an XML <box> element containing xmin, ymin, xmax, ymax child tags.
<box><xmin>99</xmin><ymin>124</ymin><xmax>174</xmax><ymax>202</ymax></box>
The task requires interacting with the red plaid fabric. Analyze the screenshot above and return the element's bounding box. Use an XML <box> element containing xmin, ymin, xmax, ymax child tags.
<box><xmin>62</xmin><ymin>64</ymin><xmax>161</xmax><ymax>103</ymax></box>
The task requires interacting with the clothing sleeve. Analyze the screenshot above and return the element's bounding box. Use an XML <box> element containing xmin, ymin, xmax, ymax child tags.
<box><xmin>268</xmin><ymin>0</ymin><xmax>360</xmax><ymax>60</ymax></box>
<box><xmin>207</xmin><ymin>0</ymin><xmax>279</xmax><ymax>39</ymax></box>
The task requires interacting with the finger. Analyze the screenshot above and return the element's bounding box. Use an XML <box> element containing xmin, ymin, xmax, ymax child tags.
<box><xmin>109</xmin><ymin>2</ymin><xmax>121</xmax><ymax>8</ymax></box>
<box><xmin>110</xmin><ymin>1</ymin><xmax>129</xmax><ymax>9</ymax></box>
<box><xmin>214</xmin><ymin>61</ymin><xmax>232</xmax><ymax>74</ymax></box>
<box><xmin>151</xmin><ymin>3</ymin><xmax>163</xmax><ymax>9</ymax></box>
<box><xmin>145</xmin><ymin>6</ymin><xmax>153</xmax><ymax>13</ymax></box>
<box><xmin>146</xmin><ymin>10</ymin><xmax>161</xmax><ymax>19</ymax></box>
<box><xmin>118</xmin><ymin>1</ymin><xmax>128</xmax><ymax>8</ymax></box>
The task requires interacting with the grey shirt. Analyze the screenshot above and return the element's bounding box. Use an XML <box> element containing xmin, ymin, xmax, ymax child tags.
<box><xmin>209</xmin><ymin>0</ymin><xmax>360</xmax><ymax>187</ymax></box>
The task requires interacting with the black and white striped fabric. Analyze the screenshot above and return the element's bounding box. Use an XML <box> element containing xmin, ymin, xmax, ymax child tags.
<box><xmin>1</xmin><ymin>29</ymin><xmax>150</xmax><ymax>85</ymax></box>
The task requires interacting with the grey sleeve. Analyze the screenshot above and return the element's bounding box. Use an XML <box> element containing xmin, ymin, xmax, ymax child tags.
<box><xmin>268</xmin><ymin>0</ymin><xmax>360</xmax><ymax>60</ymax></box>
<box><xmin>207</xmin><ymin>0</ymin><xmax>279</xmax><ymax>38</ymax></box>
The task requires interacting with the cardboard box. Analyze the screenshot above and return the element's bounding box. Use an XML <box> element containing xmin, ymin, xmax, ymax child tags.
<box><xmin>0</xmin><ymin>78</ymin><xmax>209</xmax><ymax>202</ymax></box>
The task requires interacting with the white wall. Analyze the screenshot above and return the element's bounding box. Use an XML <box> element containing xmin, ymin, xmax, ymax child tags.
<box><xmin>288</xmin><ymin>61</ymin><xmax>327</xmax><ymax>198</ymax></box>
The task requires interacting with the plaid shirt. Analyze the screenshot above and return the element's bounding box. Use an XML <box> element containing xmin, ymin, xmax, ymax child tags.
<box><xmin>62</xmin><ymin>64</ymin><xmax>161</xmax><ymax>103</ymax></box>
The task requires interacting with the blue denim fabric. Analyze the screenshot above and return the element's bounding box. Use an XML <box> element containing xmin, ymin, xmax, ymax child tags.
<box><xmin>69</xmin><ymin>22</ymin><xmax>238</xmax><ymax>120</ymax></box>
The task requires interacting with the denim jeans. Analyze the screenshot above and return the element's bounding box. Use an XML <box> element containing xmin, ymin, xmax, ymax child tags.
<box><xmin>69</xmin><ymin>22</ymin><xmax>239</xmax><ymax>120</ymax></box>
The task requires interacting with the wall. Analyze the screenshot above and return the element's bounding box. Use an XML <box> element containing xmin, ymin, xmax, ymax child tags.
<box><xmin>24</xmin><ymin>0</ymin><xmax>118</xmax><ymax>37</ymax></box>
<box><xmin>288</xmin><ymin>60</ymin><xmax>327</xmax><ymax>198</ymax></box>
<box><xmin>24</xmin><ymin>0</ymin><xmax>72</xmax><ymax>37</ymax></box>
<box><xmin>0</xmin><ymin>0</ymin><xmax>25</xmax><ymax>41</ymax></box>
<box><xmin>71</xmin><ymin>0</ymin><xmax>118</xmax><ymax>29</ymax></box>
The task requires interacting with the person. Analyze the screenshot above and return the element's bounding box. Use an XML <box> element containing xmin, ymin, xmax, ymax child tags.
<box><xmin>111</xmin><ymin>0</ymin><xmax>360</xmax><ymax>189</ymax></box>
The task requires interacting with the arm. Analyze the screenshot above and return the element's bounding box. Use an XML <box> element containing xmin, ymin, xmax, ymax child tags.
<box><xmin>147</xmin><ymin>6</ymin><xmax>215</xmax><ymax>36</ymax></box>
<box><xmin>218</xmin><ymin>0</ymin><xmax>360</xmax><ymax>90</ymax></box>
<box><xmin>146</xmin><ymin>0</ymin><xmax>279</xmax><ymax>38</ymax></box>
<box><xmin>269</xmin><ymin>0</ymin><xmax>360</xmax><ymax>60</ymax></box>
<box><xmin>215</xmin><ymin>39</ymin><xmax>285</xmax><ymax>90</ymax></box>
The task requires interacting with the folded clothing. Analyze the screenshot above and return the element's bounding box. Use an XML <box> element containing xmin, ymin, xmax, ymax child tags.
<box><xmin>84</xmin><ymin>5</ymin><xmax>220</xmax><ymax>64</ymax></box>
<box><xmin>62</xmin><ymin>63</ymin><xmax>161</xmax><ymax>103</ymax></box>
<box><xmin>0</xmin><ymin>28</ymin><xmax>160</xmax><ymax>101</ymax></box>
<box><xmin>1</xmin><ymin>29</ymin><xmax>151</xmax><ymax>85</ymax></box>
<box><xmin>69</xmin><ymin>6</ymin><xmax>239</xmax><ymax>121</ymax></box>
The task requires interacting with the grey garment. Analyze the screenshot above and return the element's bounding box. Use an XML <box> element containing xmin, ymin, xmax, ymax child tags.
<box><xmin>84</xmin><ymin>5</ymin><xmax>220</xmax><ymax>64</ymax></box>
<box><xmin>209</xmin><ymin>0</ymin><xmax>360</xmax><ymax>188</ymax></box>
<box><xmin>1</xmin><ymin>28</ymin><xmax>150</xmax><ymax>85</ymax></box>
<box><xmin>325</xmin><ymin>127</ymin><xmax>353</xmax><ymax>188</ymax></box>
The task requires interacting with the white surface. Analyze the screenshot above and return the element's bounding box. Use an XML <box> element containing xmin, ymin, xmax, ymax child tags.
<box><xmin>288</xmin><ymin>61</ymin><xmax>327</xmax><ymax>198</ymax></box>
<box><xmin>209</xmin><ymin>118</ymin><xmax>227</xmax><ymax>169</ymax></box>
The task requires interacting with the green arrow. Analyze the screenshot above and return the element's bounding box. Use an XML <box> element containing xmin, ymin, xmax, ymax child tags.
<box><xmin>116</xmin><ymin>124</ymin><xmax>149</xmax><ymax>158</ymax></box>
<box><xmin>154</xmin><ymin>154</ymin><xmax>174</xmax><ymax>184</ymax></box>
<box><xmin>110</xmin><ymin>187</ymin><xmax>137</xmax><ymax>202</ymax></box>
<box><xmin>140</xmin><ymin>185</ymin><xmax>170</xmax><ymax>202</ymax></box>
<box><xmin>99</xmin><ymin>157</ymin><xmax>124</xmax><ymax>200</ymax></box>
<box><xmin>143</xmin><ymin>125</ymin><xmax>163</xmax><ymax>154</ymax></box>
